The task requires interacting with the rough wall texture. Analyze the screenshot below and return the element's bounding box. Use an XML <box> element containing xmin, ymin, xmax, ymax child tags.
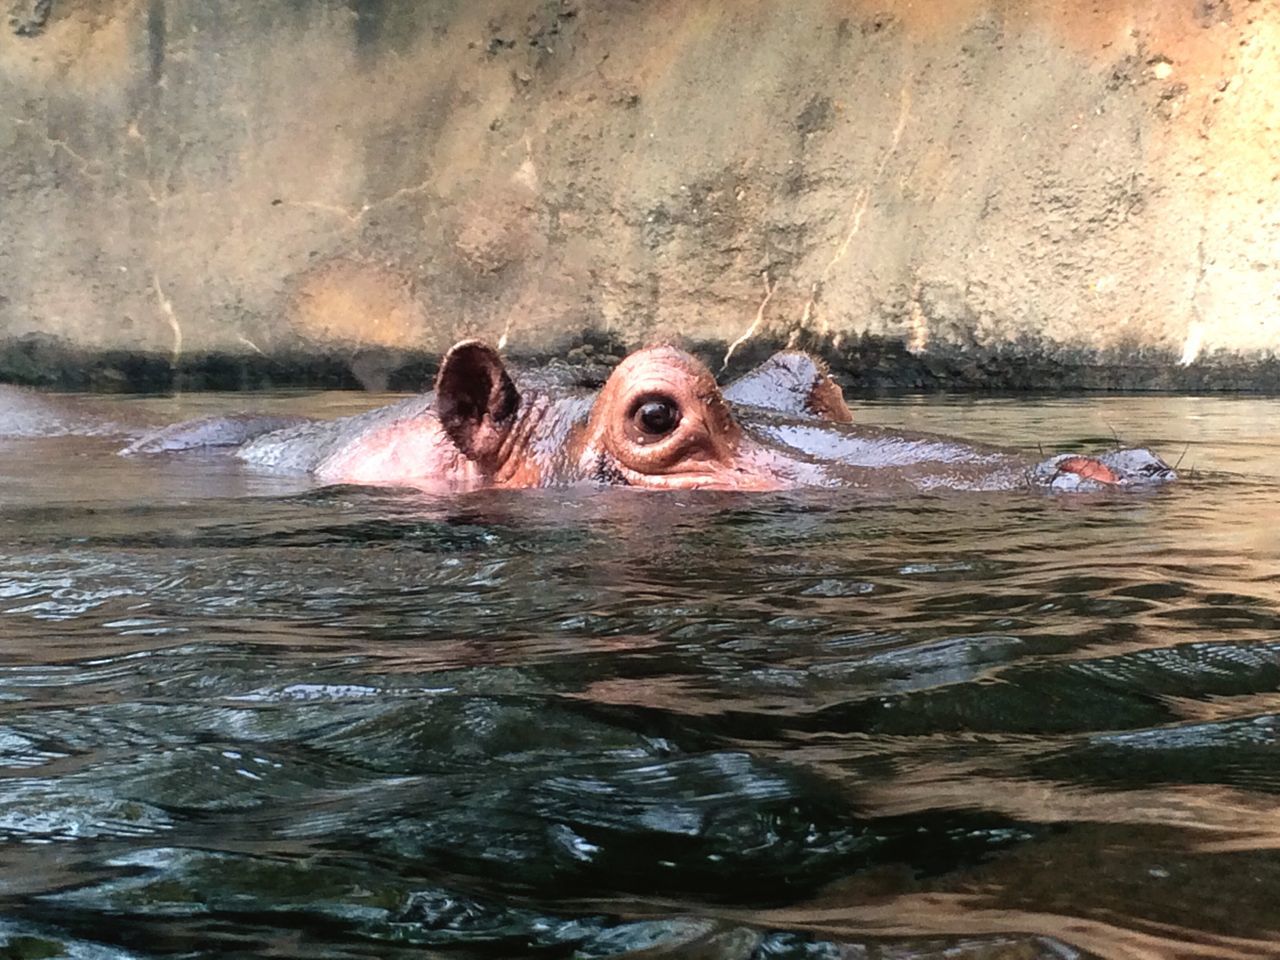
<box><xmin>2</xmin><ymin>0</ymin><xmax>1279</xmax><ymax>390</ymax></box>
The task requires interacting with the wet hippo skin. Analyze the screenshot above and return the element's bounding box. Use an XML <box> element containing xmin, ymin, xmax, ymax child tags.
<box><xmin>4</xmin><ymin>342</ymin><xmax>1177</xmax><ymax>494</ymax></box>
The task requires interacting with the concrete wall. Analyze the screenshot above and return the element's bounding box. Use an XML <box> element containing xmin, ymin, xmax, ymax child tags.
<box><xmin>2</xmin><ymin>0</ymin><xmax>1279</xmax><ymax>389</ymax></box>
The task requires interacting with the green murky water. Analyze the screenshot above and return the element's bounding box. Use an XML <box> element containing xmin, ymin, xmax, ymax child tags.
<box><xmin>0</xmin><ymin>392</ymin><xmax>1277</xmax><ymax>959</ymax></box>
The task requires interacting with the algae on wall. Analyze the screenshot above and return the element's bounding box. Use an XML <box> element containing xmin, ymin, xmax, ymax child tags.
<box><xmin>2</xmin><ymin>0</ymin><xmax>1278</xmax><ymax>389</ymax></box>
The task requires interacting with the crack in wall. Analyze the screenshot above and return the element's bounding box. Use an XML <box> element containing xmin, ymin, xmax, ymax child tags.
<box><xmin>799</xmin><ymin>82</ymin><xmax>913</xmax><ymax>336</ymax></box>
<box><xmin>1181</xmin><ymin>224</ymin><xmax>1210</xmax><ymax>365</ymax></box>
<box><xmin>721</xmin><ymin>270</ymin><xmax>776</xmax><ymax>371</ymax></box>
<box><xmin>274</xmin><ymin>175</ymin><xmax>437</xmax><ymax>228</ymax></box>
<box><xmin>9</xmin><ymin>116</ymin><xmax>104</xmax><ymax>182</ymax></box>
<box><xmin>152</xmin><ymin>272</ymin><xmax>182</xmax><ymax>372</ymax></box>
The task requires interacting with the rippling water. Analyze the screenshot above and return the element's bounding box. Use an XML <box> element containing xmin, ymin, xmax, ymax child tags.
<box><xmin>0</xmin><ymin>392</ymin><xmax>1277</xmax><ymax>959</ymax></box>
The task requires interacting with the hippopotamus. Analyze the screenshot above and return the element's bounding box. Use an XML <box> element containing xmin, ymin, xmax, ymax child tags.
<box><xmin>100</xmin><ymin>340</ymin><xmax>1174</xmax><ymax>495</ymax></box>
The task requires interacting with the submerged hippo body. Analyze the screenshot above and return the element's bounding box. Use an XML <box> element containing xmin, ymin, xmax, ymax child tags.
<box><xmin>109</xmin><ymin>340</ymin><xmax>1175</xmax><ymax>495</ymax></box>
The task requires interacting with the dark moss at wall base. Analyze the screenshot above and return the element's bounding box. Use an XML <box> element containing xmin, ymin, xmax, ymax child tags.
<box><xmin>692</xmin><ymin>333</ymin><xmax>1280</xmax><ymax>395</ymax></box>
<box><xmin>733</xmin><ymin>333</ymin><xmax>1280</xmax><ymax>395</ymax></box>
<box><xmin>1</xmin><ymin>333</ymin><xmax>1278</xmax><ymax>396</ymax></box>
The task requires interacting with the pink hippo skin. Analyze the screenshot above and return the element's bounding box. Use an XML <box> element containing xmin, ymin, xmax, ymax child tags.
<box><xmin>0</xmin><ymin>341</ymin><xmax>1175</xmax><ymax>493</ymax></box>
<box><xmin>163</xmin><ymin>340</ymin><xmax>1174</xmax><ymax>495</ymax></box>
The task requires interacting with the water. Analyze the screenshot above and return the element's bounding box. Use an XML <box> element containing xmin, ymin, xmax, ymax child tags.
<box><xmin>0</xmin><ymin>391</ymin><xmax>1277</xmax><ymax>959</ymax></box>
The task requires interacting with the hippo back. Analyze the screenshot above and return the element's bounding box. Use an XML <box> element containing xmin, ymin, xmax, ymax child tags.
<box><xmin>237</xmin><ymin>394</ymin><xmax>438</xmax><ymax>474</ymax></box>
<box><xmin>0</xmin><ymin>385</ymin><xmax>140</xmax><ymax>439</ymax></box>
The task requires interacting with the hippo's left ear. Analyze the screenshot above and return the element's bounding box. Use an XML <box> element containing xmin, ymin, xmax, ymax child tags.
<box><xmin>722</xmin><ymin>352</ymin><xmax>853</xmax><ymax>424</ymax></box>
<box><xmin>434</xmin><ymin>341</ymin><xmax>521</xmax><ymax>471</ymax></box>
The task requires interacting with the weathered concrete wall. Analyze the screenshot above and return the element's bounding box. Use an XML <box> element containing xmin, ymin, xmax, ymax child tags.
<box><xmin>2</xmin><ymin>0</ymin><xmax>1279</xmax><ymax>389</ymax></box>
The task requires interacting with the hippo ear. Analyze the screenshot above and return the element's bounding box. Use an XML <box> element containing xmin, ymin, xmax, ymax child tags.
<box><xmin>722</xmin><ymin>352</ymin><xmax>853</xmax><ymax>424</ymax></box>
<box><xmin>434</xmin><ymin>341</ymin><xmax>520</xmax><ymax>469</ymax></box>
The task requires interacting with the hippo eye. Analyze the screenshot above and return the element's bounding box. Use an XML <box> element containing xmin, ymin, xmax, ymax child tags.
<box><xmin>630</xmin><ymin>396</ymin><xmax>681</xmax><ymax>439</ymax></box>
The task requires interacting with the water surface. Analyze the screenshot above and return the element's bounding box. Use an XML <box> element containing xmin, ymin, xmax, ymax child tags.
<box><xmin>0</xmin><ymin>392</ymin><xmax>1277</xmax><ymax>959</ymax></box>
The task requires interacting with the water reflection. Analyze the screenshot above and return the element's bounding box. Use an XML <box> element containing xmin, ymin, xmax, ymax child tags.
<box><xmin>0</xmin><ymin>394</ymin><xmax>1277</xmax><ymax>958</ymax></box>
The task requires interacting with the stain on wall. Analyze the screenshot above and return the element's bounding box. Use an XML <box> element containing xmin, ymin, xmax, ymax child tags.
<box><xmin>1</xmin><ymin>0</ymin><xmax>1278</xmax><ymax>389</ymax></box>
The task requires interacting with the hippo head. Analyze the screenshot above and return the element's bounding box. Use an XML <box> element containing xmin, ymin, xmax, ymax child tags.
<box><xmin>311</xmin><ymin>339</ymin><xmax>804</xmax><ymax>490</ymax></box>
<box><xmin>572</xmin><ymin>345</ymin><xmax>816</xmax><ymax>490</ymax></box>
<box><xmin>426</xmin><ymin>340</ymin><xmax>829</xmax><ymax>490</ymax></box>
